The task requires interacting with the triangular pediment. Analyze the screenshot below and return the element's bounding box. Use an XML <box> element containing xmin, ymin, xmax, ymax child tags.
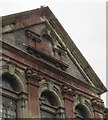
<box><xmin>2</xmin><ymin>6</ymin><xmax>107</xmax><ymax>94</ymax></box>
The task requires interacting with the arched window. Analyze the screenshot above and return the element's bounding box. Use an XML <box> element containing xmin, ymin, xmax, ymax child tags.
<box><xmin>40</xmin><ymin>90</ymin><xmax>62</xmax><ymax>118</ymax></box>
<box><xmin>75</xmin><ymin>104</ymin><xmax>89</xmax><ymax>119</ymax></box>
<box><xmin>1</xmin><ymin>74</ymin><xmax>19</xmax><ymax>118</ymax></box>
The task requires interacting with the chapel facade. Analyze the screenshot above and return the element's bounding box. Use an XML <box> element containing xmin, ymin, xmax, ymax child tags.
<box><xmin>1</xmin><ymin>6</ymin><xmax>107</xmax><ymax>119</ymax></box>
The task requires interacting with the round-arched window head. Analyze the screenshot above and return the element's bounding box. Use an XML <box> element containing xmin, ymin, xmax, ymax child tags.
<box><xmin>75</xmin><ymin>104</ymin><xmax>90</xmax><ymax>119</ymax></box>
<box><xmin>41</xmin><ymin>91</ymin><xmax>59</xmax><ymax>107</ymax></box>
<box><xmin>2</xmin><ymin>74</ymin><xmax>20</xmax><ymax>92</ymax></box>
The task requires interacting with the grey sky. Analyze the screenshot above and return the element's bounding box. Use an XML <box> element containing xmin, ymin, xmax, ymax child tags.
<box><xmin>0</xmin><ymin>0</ymin><xmax>107</xmax><ymax>107</ymax></box>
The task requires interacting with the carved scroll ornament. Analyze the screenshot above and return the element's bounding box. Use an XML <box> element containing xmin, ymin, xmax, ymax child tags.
<box><xmin>25</xmin><ymin>68</ymin><xmax>43</xmax><ymax>81</ymax></box>
<box><xmin>61</xmin><ymin>85</ymin><xmax>76</xmax><ymax>96</ymax></box>
<box><xmin>91</xmin><ymin>98</ymin><xmax>104</xmax><ymax>108</ymax></box>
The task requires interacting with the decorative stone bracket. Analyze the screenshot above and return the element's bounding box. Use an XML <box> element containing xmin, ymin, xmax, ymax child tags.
<box><xmin>61</xmin><ymin>85</ymin><xmax>76</xmax><ymax>97</ymax></box>
<box><xmin>25</xmin><ymin>68</ymin><xmax>43</xmax><ymax>81</ymax></box>
<box><xmin>91</xmin><ymin>98</ymin><xmax>104</xmax><ymax>109</ymax></box>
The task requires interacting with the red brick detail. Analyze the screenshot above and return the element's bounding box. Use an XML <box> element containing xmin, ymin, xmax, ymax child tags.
<box><xmin>63</xmin><ymin>95</ymin><xmax>75</xmax><ymax>118</ymax></box>
<box><xmin>27</xmin><ymin>78</ymin><xmax>40</xmax><ymax>117</ymax></box>
<box><xmin>61</xmin><ymin>85</ymin><xmax>76</xmax><ymax>118</ymax></box>
<box><xmin>15</xmin><ymin>15</ymin><xmax>43</xmax><ymax>30</ymax></box>
<box><xmin>25</xmin><ymin>68</ymin><xmax>43</xmax><ymax>117</ymax></box>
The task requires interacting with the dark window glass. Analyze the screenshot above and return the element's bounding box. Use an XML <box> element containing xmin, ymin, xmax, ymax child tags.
<box><xmin>2</xmin><ymin>75</ymin><xmax>18</xmax><ymax>92</ymax></box>
<box><xmin>1</xmin><ymin>75</ymin><xmax>18</xmax><ymax>119</ymax></box>
<box><xmin>41</xmin><ymin>91</ymin><xmax>58</xmax><ymax>107</ymax></box>
<box><xmin>75</xmin><ymin>104</ymin><xmax>88</xmax><ymax>119</ymax></box>
<box><xmin>40</xmin><ymin>91</ymin><xmax>59</xmax><ymax>118</ymax></box>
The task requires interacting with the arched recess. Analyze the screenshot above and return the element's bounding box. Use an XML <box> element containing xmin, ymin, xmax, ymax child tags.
<box><xmin>74</xmin><ymin>97</ymin><xmax>94</xmax><ymax>119</ymax></box>
<box><xmin>0</xmin><ymin>64</ymin><xmax>27</xmax><ymax>93</ymax></box>
<box><xmin>0</xmin><ymin>63</ymin><xmax>28</xmax><ymax>118</ymax></box>
<box><xmin>39</xmin><ymin>81</ymin><xmax>65</xmax><ymax>118</ymax></box>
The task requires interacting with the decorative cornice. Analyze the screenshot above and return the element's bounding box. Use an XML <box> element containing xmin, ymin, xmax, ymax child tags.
<box><xmin>27</xmin><ymin>45</ymin><xmax>69</xmax><ymax>71</ymax></box>
<box><xmin>1</xmin><ymin>41</ymin><xmax>104</xmax><ymax>97</ymax></box>
<box><xmin>45</xmin><ymin>17</ymin><xmax>107</xmax><ymax>94</ymax></box>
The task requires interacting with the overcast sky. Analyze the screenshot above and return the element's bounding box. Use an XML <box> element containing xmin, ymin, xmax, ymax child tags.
<box><xmin>0</xmin><ymin>0</ymin><xmax>107</xmax><ymax>107</ymax></box>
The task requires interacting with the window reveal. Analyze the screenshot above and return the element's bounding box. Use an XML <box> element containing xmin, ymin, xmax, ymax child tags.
<box><xmin>40</xmin><ymin>91</ymin><xmax>61</xmax><ymax>118</ymax></box>
<box><xmin>75</xmin><ymin>104</ymin><xmax>89</xmax><ymax>119</ymax></box>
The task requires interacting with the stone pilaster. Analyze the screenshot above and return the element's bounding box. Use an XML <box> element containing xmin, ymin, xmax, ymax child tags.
<box><xmin>17</xmin><ymin>92</ymin><xmax>28</xmax><ymax>118</ymax></box>
<box><xmin>61</xmin><ymin>85</ymin><xmax>76</xmax><ymax>118</ymax></box>
<box><xmin>25</xmin><ymin>68</ymin><xmax>43</xmax><ymax>118</ymax></box>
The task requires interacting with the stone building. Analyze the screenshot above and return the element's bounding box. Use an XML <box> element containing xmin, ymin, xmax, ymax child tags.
<box><xmin>1</xmin><ymin>6</ymin><xmax>107</xmax><ymax>119</ymax></box>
